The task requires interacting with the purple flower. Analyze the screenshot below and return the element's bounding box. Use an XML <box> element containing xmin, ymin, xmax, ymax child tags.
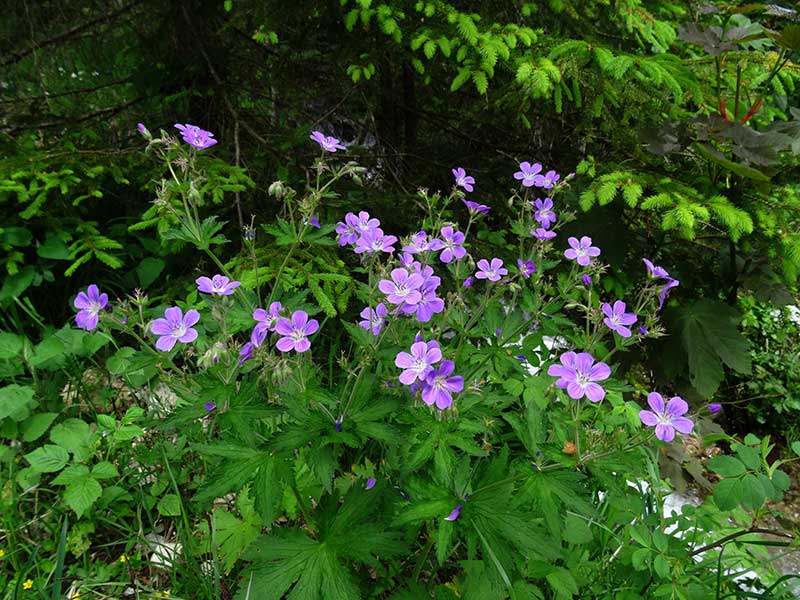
<box><xmin>475</xmin><ymin>258</ymin><xmax>508</xmax><ymax>282</ymax></box>
<box><xmin>335</xmin><ymin>212</ymin><xmax>376</xmax><ymax>246</ymax></box>
<box><xmin>639</xmin><ymin>393</ymin><xmax>694</xmax><ymax>442</ymax></box>
<box><xmin>639</xmin><ymin>325</ymin><xmax>648</xmax><ymax>335</ymax></box>
<box><xmin>204</xmin><ymin>402</ymin><xmax>216</xmax><ymax>412</ymax></box>
<box><xmin>495</xmin><ymin>328</ymin><xmax>503</xmax><ymax>336</ymax></box>
<box><xmin>334</xmin><ymin>417</ymin><xmax>343</xmax><ymax>432</ymax></box>
<box><xmin>513</xmin><ymin>161</ymin><xmax>542</xmax><ymax>187</ymax></box>
<box><xmin>444</xmin><ymin>504</ymin><xmax>463</xmax><ymax>521</ymax></box>
<box><xmin>395</xmin><ymin>341</ymin><xmax>442</xmax><ymax>385</ymax></box>
<box><xmin>534</xmin><ymin>170</ymin><xmax>560</xmax><ymax>189</ymax></box>
<box><xmin>517</xmin><ymin>259</ymin><xmax>536</xmax><ymax>279</ymax></box>
<box><xmin>533</xmin><ymin>198</ymin><xmax>556</xmax><ymax>228</ymax></box>
<box><xmin>252</xmin><ymin>302</ymin><xmax>283</xmax><ymax>347</ymax></box>
<box><xmin>582</xmin><ymin>274</ymin><xmax>592</xmax><ymax>287</ymax></box>
<box><xmin>137</xmin><ymin>123</ymin><xmax>150</xmax><ymax>137</ymax></box>
<box><xmin>403</xmin><ymin>231</ymin><xmax>433</xmax><ymax>254</ymax></box>
<box><xmin>601</xmin><ymin>300</ymin><xmax>638</xmax><ymax>338</ymax></box>
<box><xmin>422</xmin><ymin>360</ymin><xmax>464</xmax><ymax>409</ymax></box>
<box><xmin>452</xmin><ymin>167</ymin><xmax>475</xmax><ymax>192</ymax></box>
<box><xmin>547</xmin><ymin>351</ymin><xmax>611</xmax><ymax>402</ymax></box>
<box><xmin>73</xmin><ymin>284</ymin><xmax>109</xmax><ymax>331</ymax></box>
<box><xmin>308</xmin><ymin>216</ymin><xmax>321</xmax><ymax>229</ymax></box>
<box><xmin>379</xmin><ymin>268</ymin><xmax>424</xmax><ymax>306</ymax></box>
<box><xmin>532</xmin><ymin>227</ymin><xmax>556</xmax><ymax>241</ymax></box>
<box><xmin>463</xmin><ymin>276</ymin><xmax>473</xmax><ymax>289</ymax></box>
<box><xmin>359</xmin><ymin>303</ymin><xmax>388</xmax><ymax>335</ymax></box>
<box><xmin>239</xmin><ymin>342</ymin><xmax>255</xmax><ymax>364</ymax></box>
<box><xmin>658</xmin><ymin>278</ymin><xmax>680</xmax><ymax>311</ymax></box>
<box><xmin>196</xmin><ymin>274</ymin><xmax>241</xmax><ymax>296</ymax></box>
<box><xmin>429</xmin><ymin>226</ymin><xmax>466</xmax><ymax>263</ymax></box>
<box><xmin>274</xmin><ymin>310</ymin><xmax>319</xmax><ymax>353</ymax></box>
<box><xmin>462</xmin><ymin>199</ymin><xmax>490</xmax><ymax>215</ymax></box>
<box><xmin>643</xmin><ymin>258</ymin><xmax>670</xmax><ymax>279</ymax></box>
<box><xmin>309</xmin><ymin>130</ymin><xmax>345</xmax><ymax>152</ymax></box>
<box><xmin>354</xmin><ymin>228</ymin><xmax>397</xmax><ymax>254</ymax></box>
<box><xmin>707</xmin><ymin>403</ymin><xmax>723</xmax><ymax>414</ymax></box>
<box><xmin>174</xmin><ymin>123</ymin><xmax>217</xmax><ymax>150</ymax></box>
<box><xmin>150</xmin><ymin>307</ymin><xmax>200</xmax><ymax>352</ymax></box>
<box><xmin>414</xmin><ymin>286</ymin><xmax>445</xmax><ymax>323</ymax></box>
<box><xmin>564</xmin><ymin>236</ymin><xmax>600</xmax><ymax>266</ymax></box>
<box><xmin>365</xmin><ymin>477</ymin><xmax>377</xmax><ymax>490</ymax></box>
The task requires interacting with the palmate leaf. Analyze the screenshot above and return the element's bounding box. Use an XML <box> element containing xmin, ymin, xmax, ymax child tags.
<box><xmin>666</xmin><ymin>299</ymin><xmax>752</xmax><ymax>397</ymax></box>
<box><xmin>236</xmin><ymin>486</ymin><xmax>405</xmax><ymax>599</ymax></box>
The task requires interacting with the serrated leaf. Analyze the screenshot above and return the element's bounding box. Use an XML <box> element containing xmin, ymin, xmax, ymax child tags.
<box><xmin>708</xmin><ymin>455</ymin><xmax>746</xmax><ymax>478</ymax></box>
<box><xmin>64</xmin><ymin>476</ymin><xmax>102</xmax><ymax>517</ymax></box>
<box><xmin>0</xmin><ymin>384</ymin><xmax>36</xmax><ymax>421</ymax></box>
<box><xmin>158</xmin><ymin>493</ymin><xmax>182</xmax><ymax>517</ymax></box>
<box><xmin>21</xmin><ymin>412</ymin><xmax>58</xmax><ymax>442</ymax></box>
<box><xmin>25</xmin><ymin>444</ymin><xmax>69</xmax><ymax>473</ymax></box>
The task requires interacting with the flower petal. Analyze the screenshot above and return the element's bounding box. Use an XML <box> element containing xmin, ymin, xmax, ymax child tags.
<box><xmin>665</xmin><ymin>396</ymin><xmax>688</xmax><ymax>417</ymax></box>
<box><xmin>647</xmin><ymin>392</ymin><xmax>665</xmax><ymax>413</ymax></box>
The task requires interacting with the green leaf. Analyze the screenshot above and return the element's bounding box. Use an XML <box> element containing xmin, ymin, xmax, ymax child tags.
<box><xmin>25</xmin><ymin>445</ymin><xmax>70</xmax><ymax>473</ymax></box>
<box><xmin>63</xmin><ymin>476</ymin><xmax>103</xmax><ymax>517</ymax></box>
<box><xmin>21</xmin><ymin>412</ymin><xmax>58</xmax><ymax>442</ymax></box>
<box><xmin>215</xmin><ymin>506</ymin><xmax>262</xmax><ymax>573</ymax></box>
<box><xmin>52</xmin><ymin>465</ymin><xmax>91</xmax><ymax>486</ymax></box>
<box><xmin>135</xmin><ymin>257</ymin><xmax>165</xmax><ymax>288</ymax></box>
<box><xmin>713</xmin><ymin>477</ymin><xmax>743</xmax><ymax>511</ymax></box>
<box><xmin>546</xmin><ymin>568</ymin><xmax>578</xmax><ymax>597</ymax></box>
<box><xmin>0</xmin><ymin>332</ymin><xmax>24</xmax><ymax>359</ymax></box>
<box><xmin>0</xmin><ymin>266</ymin><xmax>35</xmax><ymax>303</ymax></box>
<box><xmin>158</xmin><ymin>493</ymin><xmax>182</xmax><ymax>517</ymax></box>
<box><xmin>92</xmin><ymin>461</ymin><xmax>119</xmax><ymax>479</ymax></box>
<box><xmin>0</xmin><ymin>384</ymin><xmax>36</xmax><ymax>422</ymax></box>
<box><xmin>740</xmin><ymin>473</ymin><xmax>766</xmax><ymax>510</ymax></box>
<box><xmin>672</xmin><ymin>300</ymin><xmax>751</xmax><ymax>397</ymax></box>
<box><xmin>50</xmin><ymin>418</ymin><xmax>90</xmax><ymax>449</ymax></box>
<box><xmin>708</xmin><ymin>455</ymin><xmax>747</xmax><ymax>478</ymax></box>
<box><xmin>563</xmin><ymin>514</ymin><xmax>593</xmax><ymax>545</ymax></box>
<box><xmin>37</xmin><ymin>235</ymin><xmax>71</xmax><ymax>260</ymax></box>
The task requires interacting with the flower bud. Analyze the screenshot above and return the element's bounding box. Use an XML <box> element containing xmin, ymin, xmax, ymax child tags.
<box><xmin>268</xmin><ymin>180</ymin><xmax>286</xmax><ymax>198</ymax></box>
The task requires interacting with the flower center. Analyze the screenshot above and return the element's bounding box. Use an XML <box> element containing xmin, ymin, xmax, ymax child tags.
<box><xmin>291</xmin><ymin>329</ymin><xmax>306</xmax><ymax>341</ymax></box>
<box><xmin>173</xmin><ymin>323</ymin><xmax>187</xmax><ymax>338</ymax></box>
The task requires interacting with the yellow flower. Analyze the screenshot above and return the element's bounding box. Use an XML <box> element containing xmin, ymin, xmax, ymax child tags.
<box><xmin>70</xmin><ymin>593</ymin><xmax>82</xmax><ymax>600</ymax></box>
<box><xmin>118</xmin><ymin>554</ymin><xmax>128</xmax><ymax>564</ymax></box>
<box><xmin>0</xmin><ymin>549</ymin><xmax>5</xmax><ymax>558</ymax></box>
<box><xmin>23</xmin><ymin>579</ymin><xmax>33</xmax><ymax>590</ymax></box>
<box><xmin>155</xmin><ymin>592</ymin><xmax>171</xmax><ymax>598</ymax></box>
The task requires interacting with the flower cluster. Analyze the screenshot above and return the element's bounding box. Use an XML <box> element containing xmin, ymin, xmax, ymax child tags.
<box><xmin>241</xmin><ymin>303</ymin><xmax>319</xmax><ymax>359</ymax></box>
<box><xmin>513</xmin><ymin>161</ymin><xmax>560</xmax><ymax>189</ymax></box>
<box><xmin>336</xmin><ymin>210</ymin><xmax>398</xmax><ymax>254</ymax></box>
<box><xmin>379</xmin><ymin>260</ymin><xmax>444</xmax><ymax>323</ymax></box>
<box><xmin>395</xmin><ymin>338</ymin><xmax>463</xmax><ymax>409</ymax></box>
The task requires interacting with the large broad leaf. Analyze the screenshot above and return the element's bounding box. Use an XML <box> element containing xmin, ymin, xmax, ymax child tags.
<box><xmin>235</xmin><ymin>530</ymin><xmax>359</xmax><ymax>600</ymax></box>
<box><xmin>0</xmin><ymin>384</ymin><xmax>37</xmax><ymax>422</ymax></box>
<box><xmin>671</xmin><ymin>299</ymin><xmax>751</xmax><ymax>397</ymax></box>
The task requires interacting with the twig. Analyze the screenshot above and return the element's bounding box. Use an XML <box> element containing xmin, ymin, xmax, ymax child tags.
<box><xmin>2</xmin><ymin>2</ymin><xmax>142</xmax><ymax>67</ymax></box>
